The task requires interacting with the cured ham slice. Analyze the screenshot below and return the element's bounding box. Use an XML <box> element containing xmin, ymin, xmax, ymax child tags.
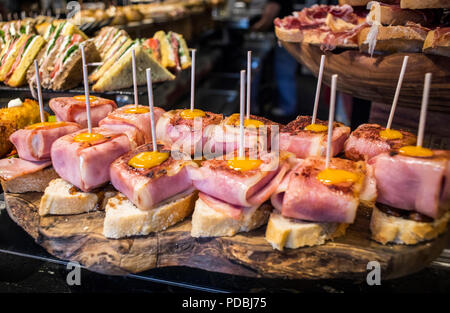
<box><xmin>156</xmin><ymin>109</ymin><xmax>223</xmax><ymax>155</ymax></box>
<box><xmin>0</xmin><ymin>158</ymin><xmax>52</xmax><ymax>181</ymax></box>
<box><xmin>99</xmin><ymin>104</ymin><xmax>165</xmax><ymax>146</ymax></box>
<box><xmin>344</xmin><ymin>123</ymin><xmax>417</xmax><ymax>161</ymax></box>
<box><xmin>279</xmin><ymin>116</ymin><xmax>350</xmax><ymax>158</ymax></box>
<box><xmin>49</xmin><ymin>96</ymin><xmax>117</xmax><ymax>128</ymax></box>
<box><xmin>277</xmin><ymin>157</ymin><xmax>376</xmax><ymax>223</ymax></box>
<box><xmin>204</xmin><ymin>114</ymin><xmax>281</xmax><ymax>156</ymax></box>
<box><xmin>110</xmin><ymin>143</ymin><xmax>197</xmax><ymax>210</ymax></box>
<box><xmin>188</xmin><ymin>151</ymin><xmax>291</xmax><ymax>207</ymax></box>
<box><xmin>9</xmin><ymin>122</ymin><xmax>81</xmax><ymax>161</ymax></box>
<box><xmin>369</xmin><ymin>151</ymin><xmax>450</xmax><ymax>219</ymax></box>
<box><xmin>51</xmin><ymin>127</ymin><xmax>132</xmax><ymax>192</ymax></box>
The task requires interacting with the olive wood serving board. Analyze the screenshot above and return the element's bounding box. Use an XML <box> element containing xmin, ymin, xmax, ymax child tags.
<box><xmin>5</xmin><ymin>191</ymin><xmax>449</xmax><ymax>280</ymax></box>
<box><xmin>281</xmin><ymin>42</ymin><xmax>450</xmax><ymax>112</ymax></box>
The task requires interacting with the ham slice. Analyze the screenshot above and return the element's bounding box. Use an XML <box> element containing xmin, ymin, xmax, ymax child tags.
<box><xmin>204</xmin><ymin>114</ymin><xmax>281</xmax><ymax>156</ymax></box>
<box><xmin>0</xmin><ymin>158</ymin><xmax>52</xmax><ymax>181</ymax></box>
<box><xmin>9</xmin><ymin>122</ymin><xmax>81</xmax><ymax>161</ymax></box>
<box><xmin>110</xmin><ymin>143</ymin><xmax>196</xmax><ymax>210</ymax></box>
<box><xmin>49</xmin><ymin>96</ymin><xmax>117</xmax><ymax>128</ymax></box>
<box><xmin>279</xmin><ymin>116</ymin><xmax>350</xmax><ymax>158</ymax></box>
<box><xmin>99</xmin><ymin>104</ymin><xmax>165</xmax><ymax>146</ymax></box>
<box><xmin>369</xmin><ymin>151</ymin><xmax>450</xmax><ymax>219</ymax></box>
<box><xmin>188</xmin><ymin>151</ymin><xmax>291</xmax><ymax>207</ymax></box>
<box><xmin>51</xmin><ymin>127</ymin><xmax>132</xmax><ymax>192</ymax></box>
<box><xmin>344</xmin><ymin>123</ymin><xmax>416</xmax><ymax>161</ymax></box>
<box><xmin>279</xmin><ymin>157</ymin><xmax>376</xmax><ymax>223</ymax></box>
<box><xmin>156</xmin><ymin>109</ymin><xmax>223</xmax><ymax>155</ymax></box>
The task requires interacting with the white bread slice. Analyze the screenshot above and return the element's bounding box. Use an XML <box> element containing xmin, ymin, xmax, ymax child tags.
<box><xmin>103</xmin><ymin>189</ymin><xmax>198</xmax><ymax>239</ymax></box>
<box><xmin>370</xmin><ymin>206</ymin><xmax>450</xmax><ymax>245</ymax></box>
<box><xmin>400</xmin><ymin>0</ymin><xmax>450</xmax><ymax>9</ymax></box>
<box><xmin>265</xmin><ymin>211</ymin><xmax>349</xmax><ymax>251</ymax></box>
<box><xmin>190</xmin><ymin>197</ymin><xmax>271</xmax><ymax>238</ymax></box>
<box><xmin>39</xmin><ymin>178</ymin><xmax>116</xmax><ymax>216</ymax></box>
<box><xmin>1</xmin><ymin>166</ymin><xmax>59</xmax><ymax>193</ymax></box>
<box><xmin>423</xmin><ymin>29</ymin><xmax>450</xmax><ymax>57</ymax></box>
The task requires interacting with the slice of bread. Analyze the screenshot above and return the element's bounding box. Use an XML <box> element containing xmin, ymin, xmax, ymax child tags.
<box><xmin>423</xmin><ymin>29</ymin><xmax>450</xmax><ymax>57</ymax></box>
<box><xmin>358</xmin><ymin>25</ymin><xmax>427</xmax><ymax>53</ymax></box>
<box><xmin>92</xmin><ymin>45</ymin><xmax>175</xmax><ymax>92</ymax></box>
<box><xmin>374</xmin><ymin>4</ymin><xmax>431</xmax><ymax>26</ymax></box>
<box><xmin>6</xmin><ymin>36</ymin><xmax>46</xmax><ymax>87</ymax></box>
<box><xmin>103</xmin><ymin>189</ymin><xmax>198</xmax><ymax>239</ymax></box>
<box><xmin>275</xmin><ymin>26</ymin><xmax>304</xmax><ymax>43</ymax></box>
<box><xmin>265</xmin><ymin>211</ymin><xmax>349</xmax><ymax>251</ymax></box>
<box><xmin>39</xmin><ymin>178</ymin><xmax>116</xmax><ymax>216</ymax></box>
<box><xmin>190</xmin><ymin>197</ymin><xmax>271</xmax><ymax>238</ymax></box>
<box><xmin>51</xmin><ymin>39</ymin><xmax>100</xmax><ymax>90</ymax></box>
<box><xmin>1</xmin><ymin>166</ymin><xmax>59</xmax><ymax>193</ymax></box>
<box><xmin>400</xmin><ymin>0</ymin><xmax>450</xmax><ymax>9</ymax></box>
<box><xmin>370</xmin><ymin>206</ymin><xmax>450</xmax><ymax>245</ymax></box>
<box><xmin>338</xmin><ymin>0</ymin><xmax>371</xmax><ymax>5</ymax></box>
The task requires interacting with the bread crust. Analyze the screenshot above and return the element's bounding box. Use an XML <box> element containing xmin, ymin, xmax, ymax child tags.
<box><xmin>423</xmin><ymin>29</ymin><xmax>450</xmax><ymax>57</ymax></box>
<box><xmin>275</xmin><ymin>26</ymin><xmax>304</xmax><ymax>43</ymax></box>
<box><xmin>1</xmin><ymin>166</ymin><xmax>58</xmax><ymax>193</ymax></box>
<box><xmin>190</xmin><ymin>197</ymin><xmax>271</xmax><ymax>237</ymax></box>
<box><xmin>265</xmin><ymin>211</ymin><xmax>348</xmax><ymax>251</ymax></box>
<box><xmin>358</xmin><ymin>25</ymin><xmax>427</xmax><ymax>53</ymax></box>
<box><xmin>370</xmin><ymin>206</ymin><xmax>450</xmax><ymax>245</ymax></box>
<box><xmin>39</xmin><ymin>178</ymin><xmax>116</xmax><ymax>216</ymax></box>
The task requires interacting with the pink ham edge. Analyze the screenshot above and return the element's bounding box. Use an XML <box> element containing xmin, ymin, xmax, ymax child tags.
<box><xmin>49</xmin><ymin>97</ymin><xmax>117</xmax><ymax>128</ymax></box>
<box><xmin>51</xmin><ymin>127</ymin><xmax>131</xmax><ymax>192</ymax></box>
<box><xmin>9</xmin><ymin>123</ymin><xmax>81</xmax><ymax>161</ymax></box>
<box><xmin>0</xmin><ymin>158</ymin><xmax>52</xmax><ymax>181</ymax></box>
<box><xmin>110</xmin><ymin>159</ymin><xmax>194</xmax><ymax>210</ymax></box>
<box><xmin>198</xmin><ymin>192</ymin><xmax>244</xmax><ymax>220</ymax></box>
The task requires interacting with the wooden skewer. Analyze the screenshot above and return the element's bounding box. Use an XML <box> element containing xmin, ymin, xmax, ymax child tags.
<box><xmin>386</xmin><ymin>56</ymin><xmax>409</xmax><ymax>130</ymax></box>
<box><xmin>81</xmin><ymin>45</ymin><xmax>92</xmax><ymax>134</ymax></box>
<box><xmin>246</xmin><ymin>51</ymin><xmax>251</xmax><ymax>120</ymax></box>
<box><xmin>239</xmin><ymin>70</ymin><xmax>246</xmax><ymax>158</ymax></box>
<box><xmin>33</xmin><ymin>60</ymin><xmax>45</xmax><ymax>123</ymax></box>
<box><xmin>325</xmin><ymin>74</ymin><xmax>338</xmax><ymax>169</ymax></box>
<box><xmin>312</xmin><ymin>54</ymin><xmax>325</xmax><ymax>125</ymax></box>
<box><xmin>132</xmin><ymin>49</ymin><xmax>138</xmax><ymax>107</ymax></box>
<box><xmin>146</xmin><ymin>68</ymin><xmax>157</xmax><ymax>152</ymax></box>
<box><xmin>417</xmin><ymin>73</ymin><xmax>432</xmax><ymax>147</ymax></box>
<box><xmin>190</xmin><ymin>49</ymin><xmax>196</xmax><ymax>111</ymax></box>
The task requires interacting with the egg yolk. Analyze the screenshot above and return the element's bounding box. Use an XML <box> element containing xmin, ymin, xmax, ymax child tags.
<box><xmin>399</xmin><ymin>145</ymin><xmax>433</xmax><ymax>158</ymax></box>
<box><xmin>73</xmin><ymin>132</ymin><xmax>105</xmax><ymax>143</ymax></box>
<box><xmin>73</xmin><ymin>95</ymin><xmax>97</xmax><ymax>102</ymax></box>
<box><xmin>228</xmin><ymin>114</ymin><xmax>265</xmax><ymax>128</ymax></box>
<box><xmin>305</xmin><ymin>124</ymin><xmax>328</xmax><ymax>132</ymax></box>
<box><xmin>128</xmin><ymin>151</ymin><xmax>170</xmax><ymax>169</ymax></box>
<box><xmin>26</xmin><ymin>122</ymin><xmax>66</xmax><ymax>130</ymax></box>
<box><xmin>180</xmin><ymin>109</ymin><xmax>206</xmax><ymax>119</ymax></box>
<box><xmin>317</xmin><ymin>168</ymin><xmax>359</xmax><ymax>185</ymax></box>
<box><xmin>379</xmin><ymin>129</ymin><xmax>403</xmax><ymax>140</ymax></box>
<box><xmin>123</xmin><ymin>107</ymin><xmax>149</xmax><ymax>114</ymax></box>
<box><xmin>227</xmin><ymin>157</ymin><xmax>263</xmax><ymax>171</ymax></box>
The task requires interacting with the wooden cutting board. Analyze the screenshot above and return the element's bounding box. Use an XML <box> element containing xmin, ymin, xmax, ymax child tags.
<box><xmin>5</xmin><ymin>191</ymin><xmax>449</xmax><ymax>280</ymax></box>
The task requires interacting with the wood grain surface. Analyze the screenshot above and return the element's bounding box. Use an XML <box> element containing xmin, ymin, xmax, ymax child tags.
<box><xmin>282</xmin><ymin>42</ymin><xmax>450</xmax><ymax>112</ymax></box>
<box><xmin>5</xmin><ymin>191</ymin><xmax>449</xmax><ymax>280</ymax></box>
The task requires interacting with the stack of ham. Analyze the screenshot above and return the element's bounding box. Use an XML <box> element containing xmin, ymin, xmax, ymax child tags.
<box><xmin>156</xmin><ymin>109</ymin><xmax>223</xmax><ymax>155</ymax></box>
<box><xmin>49</xmin><ymin>96</ymin><xmax>117</xmax><ymax>128</ymax></box>
<box><xmin>0</xmin><ymin>121</ymin><xmax>81</xmax><ymax>192</ymax></box>
<box><xmin>279</xmin><ymin>116</ymin><xmax>350</xmax><ymax>158</ymax></box>
<box><xmin>344</xmin><ymin>123</ymin><xmax>417</xmax><ymax>161</ymax></box>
